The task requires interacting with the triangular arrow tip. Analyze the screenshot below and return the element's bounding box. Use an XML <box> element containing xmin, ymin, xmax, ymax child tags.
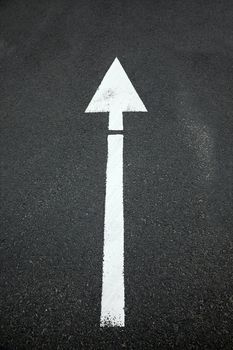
<box><xmin>85</xmin><ymin>57</ymin><xmax>147</xmax><ymax>113</ymax></box>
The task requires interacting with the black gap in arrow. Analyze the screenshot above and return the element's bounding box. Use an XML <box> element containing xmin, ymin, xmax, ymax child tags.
<box><xmin>108</xmin><ymin>130</ymin><xmax>124</xmax><ymax>135</ymax></box>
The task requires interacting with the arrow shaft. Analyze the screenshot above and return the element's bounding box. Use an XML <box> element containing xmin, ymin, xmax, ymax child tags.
<box><xmin>100</xmin><ymin>134</ymin><xmax>125</xmax><ymax>327</ymax></box>
<box><xmin>109</xmin><ymin>109</ymin><xmax>123</xmax><ymax>130</ymax></box>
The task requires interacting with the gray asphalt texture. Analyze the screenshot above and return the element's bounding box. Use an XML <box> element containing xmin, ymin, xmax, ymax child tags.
<box><xmin>1</xmin><ymin>0</ymin><xmax>233</xmax><ymax>349</ymax></box>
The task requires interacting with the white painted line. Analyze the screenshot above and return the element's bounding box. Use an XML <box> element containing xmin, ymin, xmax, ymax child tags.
<box><xmin>100</xmin><ymin>134</ymin><xmax>124</xmax><ymax>327</ymax></box>
<box><xmin>109</xmin><ymin>109</ymin><xmax>123</xmax><ymax>131</ymax></box>
<box><xmin>85</xmin><ymin>57</ymin><xmax>147</xmax><ymax>327</ymax></box>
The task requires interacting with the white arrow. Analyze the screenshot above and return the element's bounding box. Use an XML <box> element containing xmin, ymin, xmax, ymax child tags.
<box><xmin>85</xmin><ymin>57</ymin><xmax>147</xmax><ymax>327</ymax></box>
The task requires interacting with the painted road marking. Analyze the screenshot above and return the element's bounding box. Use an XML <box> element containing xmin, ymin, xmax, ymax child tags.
<box><xmin>101</xmin><ymin>134</ymin><xmax>124</xmax><ymax>326</ymax></box>
<box><xmin>85</xmin><ymin>58</ymin><xmax>147</xmax><ymax>130</ymax></box>
<box><xmin>85</xmin><ymin>57</ymin><xmax>147</xmax><ymax>327</ymax></box>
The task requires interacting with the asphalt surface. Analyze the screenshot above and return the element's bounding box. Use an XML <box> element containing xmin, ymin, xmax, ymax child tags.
<box><xmin>1</xmin><ymin>0</ymin><xmax>233</xmax><ymax>349</ymax></box>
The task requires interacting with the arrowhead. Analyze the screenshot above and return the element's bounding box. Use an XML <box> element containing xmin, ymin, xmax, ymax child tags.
<box><xmin>85</xmin><ymin>57</ymin><xmax>147</xmax><ymax>113</ymax></box>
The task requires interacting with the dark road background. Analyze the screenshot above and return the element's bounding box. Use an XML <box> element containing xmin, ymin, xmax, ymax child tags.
<box><xmin>1</xmin><ymin>0</ymin><xmax>233</xmax><ymax>348</ymax></box>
